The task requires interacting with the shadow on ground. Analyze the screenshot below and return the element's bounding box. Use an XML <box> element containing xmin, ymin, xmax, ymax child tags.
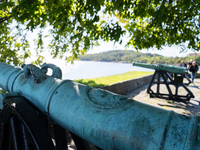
<box><xmin>125</xmin><ymin>79</ymin><xmax>200</xmax><ymax>116</ymax></box>
<box><xmin>157</xmin><ymin>99</ymin><xmax>200</xmax><ymax>115</ymax></box>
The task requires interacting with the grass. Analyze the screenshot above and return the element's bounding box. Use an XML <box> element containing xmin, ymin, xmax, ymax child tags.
<box><xmin>0</xmin><ymin>89</ymin><xmax>7</xmax><ymax>94</ymax></box>
<box><xmin>74</xmin><ymin>71</ymin><xmax>153</xmax><ymax>87</ymax></box>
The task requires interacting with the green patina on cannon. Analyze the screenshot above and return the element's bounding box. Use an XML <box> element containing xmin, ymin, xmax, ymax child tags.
<box><xmin>133</xmin><ymin>62</ymin><xmax>187</xmax><ymax>74</ymax></box>
<box><xmin>133</xmin><ymin>62</ymin><xmax>194</xmax><ymax>102</ymax></box>
<box><xmin>0</xmin><ymin>62</ymin><xmax>200</xmax><ymax>150</ymax></box>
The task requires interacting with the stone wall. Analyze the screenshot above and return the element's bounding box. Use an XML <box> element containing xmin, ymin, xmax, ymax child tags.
<box><xmin>100</xmin><ymin>74</ymin><xmax>153</xmax><ymax>95</ymax></box>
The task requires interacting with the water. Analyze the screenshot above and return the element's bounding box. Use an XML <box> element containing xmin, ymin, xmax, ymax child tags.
<box><xmin>55</xmin><ymin>60</ymin><xmax>153</xmax><ymax>80</ymax></box>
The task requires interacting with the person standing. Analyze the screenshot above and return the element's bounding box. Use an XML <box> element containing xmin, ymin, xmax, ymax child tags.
<box><xmin>179</xmin><ymin>60</ymin><xmax>187</xmax><ymax>67</ymax></box>
<box><xmin>189</xmin><ymin>62</ymin><xmax>199</xmax><ymax>83</ymax></box>
<box><xmin>188</xmin><ymin>59</ymin><xmax>193</xmax><ymax>69</ymax></box>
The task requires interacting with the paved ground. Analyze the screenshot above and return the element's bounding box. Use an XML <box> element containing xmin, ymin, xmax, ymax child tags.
<box><xmin>125</xmin><ymin>78</ymin><xmax>200</xmax><ymax>116</ymax></box>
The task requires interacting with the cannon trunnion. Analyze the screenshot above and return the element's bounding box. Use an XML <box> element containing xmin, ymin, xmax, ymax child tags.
<box><xmin>0</xmin><ymin>62</ymin><xmax>200</xmax><ymax>150</ymax></box>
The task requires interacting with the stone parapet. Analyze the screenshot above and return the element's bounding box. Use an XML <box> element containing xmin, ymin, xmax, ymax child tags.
<box><xmin>100</xmin><ymin>74</ymin><xmax>153</xmax><ymax>95</ymax></box>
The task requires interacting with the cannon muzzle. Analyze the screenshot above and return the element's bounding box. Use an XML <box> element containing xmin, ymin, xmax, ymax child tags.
<box><xmin>0</xmin><ymin>62</ymin><xmax>200</xmax><ymax>149</ymax></box>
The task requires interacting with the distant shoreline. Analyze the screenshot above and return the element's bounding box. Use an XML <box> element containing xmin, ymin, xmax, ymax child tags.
<box><xmin>76</xmin><ymin>59</ymin><xmax>131</xmax><ymax>64</ymax></box>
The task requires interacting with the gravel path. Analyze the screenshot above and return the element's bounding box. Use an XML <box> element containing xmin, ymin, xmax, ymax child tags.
<box><xmin>125</xmin><ymin>78</ymin><xmax>200</xmax><ymax>116</ymax></box>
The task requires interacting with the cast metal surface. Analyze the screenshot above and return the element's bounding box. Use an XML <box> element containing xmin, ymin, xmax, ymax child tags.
<box><xmin>0</xmin><ymin>62</ymin><xmax>200</xmax><ymax>149</ymax></box>
<box><xmin>133</xmin><ymin>62</ymin><xmax>194</xmax><ymax>102</ymax></box>
<box><xmin>41</xmin><ymin>63</ymin><xmax>62</xmax><ymax>79</ymax></box>
<box><xmin>133</xmin><ymin>62</ymin><xmax>187</xmax><ymax>74</ymax></box>
<box><xmin>133</xmin><ymin>62</ymin><xmax>192</xmax><ymax>85</ymax></box>
<box><xmin>21</xmin><ymin>64</ymin><xmax>47</xmax><ymax>83</ymax></box>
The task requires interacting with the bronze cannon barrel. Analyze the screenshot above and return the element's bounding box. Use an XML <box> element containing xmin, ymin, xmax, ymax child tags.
<box><xmin>0</xmin><ymin>62</ymin><xmax>199</xmax><ymax>150</ymax></box>
<box><xmin>133</xmin><ymin>62</ymin><xmax>187</xmax><ymax>74</ymax></box>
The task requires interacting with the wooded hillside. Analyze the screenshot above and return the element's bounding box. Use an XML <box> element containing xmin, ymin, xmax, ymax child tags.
<box><xmin>79</xmin><ymin>50</ymin><xmax>200</xmax><ymax>65</ymax></box>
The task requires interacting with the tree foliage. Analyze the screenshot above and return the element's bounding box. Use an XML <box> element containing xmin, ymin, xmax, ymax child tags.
<box><xmin>118</xmin><ymin>0</ymin><xmax>200</xmax><ymax>51</ymax></box>
<box><xmin>0</xmin><ymin>0</ymin><xmax>200</xmax><ymax>66</ymax></box>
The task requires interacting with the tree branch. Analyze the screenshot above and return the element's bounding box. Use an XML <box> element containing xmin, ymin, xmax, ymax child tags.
<box><xmin>0</xmin><ymin>0</ymin><xmax>8</xmax><ymax>3</ymax></box>
<box><xmin>0</xmin><ymin>16</ymin><xmax>12</xmax><ymax>24</ymax></box>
